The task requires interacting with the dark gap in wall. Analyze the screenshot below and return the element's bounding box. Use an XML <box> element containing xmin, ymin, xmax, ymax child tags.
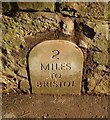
<box><xmin>3</xmin><ymin>12</ymin><xmax>15</xmax><ymax>17</ymax></box>
<box><xmin>82</xmin><ymin>49</ymin><xmax>95</xmax><ymax>93</ymax></box>
<box><xmin>14</xmin><ymin>69</ymin><xmax>18</xmax><ymax>75</ymax></box>
<box><xmin>0</xmin><ymin>46</ymin><xmax>7</xmax><ymax>55</ymax></box>
<box><xmin>20</xmin><ymin>44</ymin><xmax>24</xmax><ymax>49</ymax></box>
<box><xmin>3</xmin><ymin>2</ymin><xmax>19</xmax><ymax>17</ymax></box>
<box><xmin>1</xmin><ymin>56</ymin><xmax>7</xmax><ymax>67</ymax></box>
<box><xmin>26</xmin><ymin>50</ymin><xmax>33</xmax><ymax>94</ymax></box>
<box><xmin>80</xmin><ymin>23</ymin><xmax>96</xmax><ymax>39</ymax></box>
<box><xmin>55</xmin><ymin>2</ymin><xmax>61</xmax><ymax>12</ymax></box>
<box><xmin>108</xmin><ymin>48</ymin><xmax>110</xmax><ymax>54</ymax></box>
<box><xmin>83</xmin><ymin>79</ymin><xmax>89</xmax><ymax>92</ymax></box>
<box><xmin>74</xmin><ymin>19</ymin><xmax>96</xmax><ymax>40</ymax></box>
<box><xmin>80</xmin><ymin>47</ymin><xmax>88</xmax><ymax>93</ymax></box>
<box><xmin>18</xmin><ymin>80</ymin><xmax>21</xmax><ymax>89</ymax></box>
<box><xmin>59</xmin><ymin>20</ymin><xmax>64</xmax><ymax>30</ymax></box>
<box><xmin>10</xmin><ymin>2</ymin><xmax>19</xmax><ymax>12</ymax></box>
<box><xmin>19</xmin><ymin>9</ymin><xmax>39</xmax><ymax>12</ymax></box>
<box><xmin>74</xmin><ymin>20</ymin><xmax>79</xmax><ymax>31</ymax></box>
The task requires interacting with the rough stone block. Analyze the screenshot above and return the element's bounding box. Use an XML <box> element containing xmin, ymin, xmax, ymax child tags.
<box><xmin>17</xmin><ymin>2</ymin><xmax>55</xmax><ymax>12</ymax></box>
<box><xmin>20</xmin><ymin>80</ymin><xmax>30</xmax><ymax>91</ymax></box>
<box><xmin>60</xmin><ymin>2</ymin><xmax>108</xmax><ymax>20</ymax></box>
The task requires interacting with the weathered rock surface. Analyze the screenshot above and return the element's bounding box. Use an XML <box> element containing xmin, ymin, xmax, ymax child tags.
<box><xmin>59</xmin><ymin>2</ymin><xmax>108</xmax><ymax>20</ymax></box>
<box><xmin>17</xmin><ymin>2</ymin><xmax>55</xmax><ymax>12</ymax></box>
<box><xmin>2</xmin><ymin>2</ymin><xmax>110</xmax><ymax>94</ymax></box>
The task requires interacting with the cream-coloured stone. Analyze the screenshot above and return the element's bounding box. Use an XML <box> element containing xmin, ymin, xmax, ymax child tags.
<box><xmin>28</xmin><ymin>40</ymin><xmax>83</xmax><ymax>95</ymax></box>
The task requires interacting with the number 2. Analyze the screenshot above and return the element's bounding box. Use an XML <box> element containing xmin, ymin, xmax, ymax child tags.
<box><xmin>52</xmin><ymin>49</ymin><xmax>60</xmax><ymax>59</ymax></box>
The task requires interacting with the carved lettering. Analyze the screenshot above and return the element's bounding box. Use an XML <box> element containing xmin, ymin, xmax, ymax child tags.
<box><xmin>36</xmin><ymin>81</ymin><xmax>75</xmax><ymax>88</ymax></box>
<box><xmin>51</xmin><ymin>73</ymin><xmax>62</xmax><ymax>79</ymax></box>
<box><xmin>41</xmin><ymin>63</ymin><xmax>49</xmax><ymax>70</ymax></box>
<box><xmin>40</xmin><ymin>63</ymin><xmax>71</xmax><ymax>71</ymax></box>
<box><xmin>52</xmin><ymin>49</ymin><xmax>60</xmax><ymax>59</ymax></box>
<box><xmin>44</xmin><ymin>81</ymin><xmax>49</xmax><ymax>87</ymax></box>
<box><xmin>66</xmin><ymin>63</ymin><xmax>71</xmax><ymax>70</ymax></box>
<box><xmin>36</xmin><ymin>81</ymin><xmax>42</xmax><ymax>87</ymax></box>
<box><xmin>63</xmin><ymin>81</ymin><xmax>71</xmax><ymax>87</ymax></box>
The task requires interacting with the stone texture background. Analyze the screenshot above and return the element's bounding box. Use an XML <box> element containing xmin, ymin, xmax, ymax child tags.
<box><xmin>1</xmin><ymin>2</ymin><xmax>110</xmax><ymax>94</ymax></box>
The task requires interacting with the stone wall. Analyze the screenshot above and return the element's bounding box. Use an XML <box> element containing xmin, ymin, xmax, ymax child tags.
<box><xmin>1</xmin><ymin>2</ymin><xmax>110</xmax><ymax>94</ymax></box>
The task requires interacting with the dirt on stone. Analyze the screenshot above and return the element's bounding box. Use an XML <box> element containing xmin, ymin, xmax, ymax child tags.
<box><xmin>2</xmin><ymin>92</ymin><xmax>109</xmax><ymax>119</ymax></box>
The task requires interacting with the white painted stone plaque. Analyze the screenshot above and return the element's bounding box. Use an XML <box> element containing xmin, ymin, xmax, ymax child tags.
<box><xmin>28</xmin><ymin>40</ymin><xmax>83</xmax><ymax>94</ymax></box>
